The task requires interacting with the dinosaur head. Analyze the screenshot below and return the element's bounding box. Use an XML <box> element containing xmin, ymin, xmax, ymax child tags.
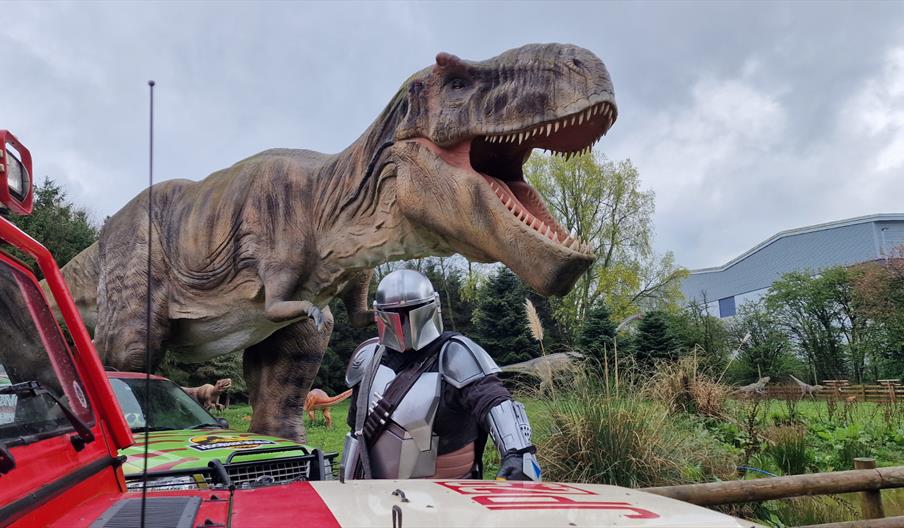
<box><xmin>390</xmin><ymin>43</ymin><xmax>616</xmax><ymax>296</ymax></box>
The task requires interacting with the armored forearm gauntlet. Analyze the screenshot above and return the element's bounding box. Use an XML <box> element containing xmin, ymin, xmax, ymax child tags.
<box><xmin>485</xmin><ymin>400</ymin><xmax>541</xmax><ymax>481</ymax></box>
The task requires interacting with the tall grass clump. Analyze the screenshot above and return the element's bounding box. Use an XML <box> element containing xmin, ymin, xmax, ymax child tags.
<box><xmin>762</xmin><ymin>496</ymin><xmax>857</xmax><ymax>527</ymax></box>
<box><xmin>535</xmin><ymin>368</ymin><xmax>736</xmax><ymax>488</ymax></box>
<box><xmin>764</xmin><ymin>425</ymin><xmax>811</xmax><ymax>475</ymax></box>
<box><xmin>645</xmin><ymin>354</ymin><xmax>728</xmax><ymax>418</ymax></box>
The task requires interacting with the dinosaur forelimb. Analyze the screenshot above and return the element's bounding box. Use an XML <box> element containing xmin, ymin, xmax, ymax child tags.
<box><xmin>339</xmin><ymin>269</ymin><xmax>374</xmax><ymax>328</ymax></box>
<box><xmin>263</xmin><ymin>299</ymin><xmax>325</xmax><ymax>331</ymax></box>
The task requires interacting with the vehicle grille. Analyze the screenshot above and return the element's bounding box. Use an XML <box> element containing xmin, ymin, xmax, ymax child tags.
<box><xmin>226</xmin><ymin>458</ymin><xmax>311</xmax><ymax>487</ymax></box>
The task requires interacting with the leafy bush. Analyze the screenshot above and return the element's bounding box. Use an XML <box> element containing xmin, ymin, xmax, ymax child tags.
<box><xmin>813</xmin><ymin>423</ymin><xmax>874</xmax><ymax>470</ymax></box>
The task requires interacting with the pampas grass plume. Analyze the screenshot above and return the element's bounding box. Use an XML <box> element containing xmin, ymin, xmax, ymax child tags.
<box><xmin>524</xmin><ymin>298</ymin><xmax>544</xmax><ymax>343</ymax></box>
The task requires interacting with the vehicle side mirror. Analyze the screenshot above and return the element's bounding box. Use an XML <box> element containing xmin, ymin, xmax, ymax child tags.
<box><xmin>216</xmin><ymin>417</ymin><xmax>229</xmax><ymax>428</ymax></box>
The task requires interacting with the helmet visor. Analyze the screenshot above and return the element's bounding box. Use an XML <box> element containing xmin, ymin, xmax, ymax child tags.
<box><xmin>375</xmin><ymin>300</ymin><xmax>434</xmax><ymax>352</ymax></box>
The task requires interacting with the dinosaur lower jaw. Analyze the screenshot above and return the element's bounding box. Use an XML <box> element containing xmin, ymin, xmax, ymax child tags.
<box><xmin>467</xmin><ymin>101</ymin><xmax>617</xmax><ymax>256</ymax></box>
<box><xmin>480</xmin><ymin>173</ymin><xmax>591</xmax><ymax>254</ymax></box>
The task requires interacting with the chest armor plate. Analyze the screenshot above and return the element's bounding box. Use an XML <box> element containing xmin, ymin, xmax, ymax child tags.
<box><xmin>367</xmin><ymin>364</ymin><xmax>441</xmax><ymax>479</ymax></box>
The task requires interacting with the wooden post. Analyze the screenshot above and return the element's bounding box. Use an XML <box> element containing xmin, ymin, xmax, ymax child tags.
<box><xmin>854</xmin><ymin>458</ymin><xmax>885</xmax><ymax>519</ymax></box>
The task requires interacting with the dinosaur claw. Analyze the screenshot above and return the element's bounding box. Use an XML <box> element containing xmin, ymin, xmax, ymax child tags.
<box><xmin>308</xmin><ymin>306</ymin><xmax>325</xmax><ymax>331</ymax></box>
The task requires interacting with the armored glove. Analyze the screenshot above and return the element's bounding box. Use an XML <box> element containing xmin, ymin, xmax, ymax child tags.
<box><xmin>496</xmin><ymin>447</ymin><xmax>540</xmax><ymax>481</ymax></box>
<box><xmin>486</xmin><ymin>400</ymin><xmax>541</xmax><ymax>481</ymax></box>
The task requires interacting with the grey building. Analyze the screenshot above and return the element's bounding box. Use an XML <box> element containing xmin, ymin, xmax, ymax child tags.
<box><xmin>681</xmin><ymin>214</ymin><xmax>904</xmax><ymax>318</ymax></box>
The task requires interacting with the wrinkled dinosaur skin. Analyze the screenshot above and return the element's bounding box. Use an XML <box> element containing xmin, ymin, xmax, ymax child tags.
<box><xmin>59</xmin><ymin>43</ymin><xmax>617</xmax><ymax>441</ymax></box>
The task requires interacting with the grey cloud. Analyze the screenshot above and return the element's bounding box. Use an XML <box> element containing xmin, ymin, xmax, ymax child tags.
<box><xmin>3</xmin><ymin>1</ymin><xmax>904</xmax><ymax>270</ymax></box>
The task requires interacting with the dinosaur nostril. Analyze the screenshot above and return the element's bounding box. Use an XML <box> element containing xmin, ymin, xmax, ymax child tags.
<box><xmin>572</xmin><ymin>58</ymin><xmax>583</xmax><ymax>69</ymax></box>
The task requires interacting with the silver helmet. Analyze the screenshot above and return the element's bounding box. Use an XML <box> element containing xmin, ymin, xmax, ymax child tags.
<box><xmin>373</xmin><ymin>270</ymin><xmax>443</xmax><ymax>352</ymax></box>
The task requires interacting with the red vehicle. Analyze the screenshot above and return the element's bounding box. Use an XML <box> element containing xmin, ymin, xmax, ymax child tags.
<box><xmin>0</xmin><ymin>131</ymin><xmax>759</xmax><ymax>527</ymax></box>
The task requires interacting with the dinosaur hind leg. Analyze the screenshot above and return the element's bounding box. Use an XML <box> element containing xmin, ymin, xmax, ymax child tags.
<box><xmin>322</xmin><ymin>407</ymin><xmax>332</xmax><ymax>428</ymax></box>
<box><xmin>93</xmin><ymin>215</ymin><xmax>170</xmax><ymax>371</ymax></box>
<box><xmin>243</xmin><ymin>307</ymin><xmax>334</xmax><ymax>442</ymax></box>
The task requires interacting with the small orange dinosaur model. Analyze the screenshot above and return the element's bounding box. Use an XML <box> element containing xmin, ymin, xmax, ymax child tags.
<box><xmin>304</xmin><ymin>388</ymin><xmax>353</xmax><ymax>428</ymax></box>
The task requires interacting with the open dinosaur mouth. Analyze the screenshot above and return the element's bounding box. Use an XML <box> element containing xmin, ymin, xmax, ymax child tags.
<box><xmin>467</xmin><ymin>101</ymin><xmax>616</xmax><ymax>256</ymax></box>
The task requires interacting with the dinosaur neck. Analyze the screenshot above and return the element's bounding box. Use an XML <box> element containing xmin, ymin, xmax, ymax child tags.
<box><xmin>312</xmin><ymin>88</ymin><xmax>440</xmax><ymax>273</ymax></box>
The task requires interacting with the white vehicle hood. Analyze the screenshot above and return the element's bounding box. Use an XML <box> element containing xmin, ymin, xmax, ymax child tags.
<box><xmin>309</xmin><ymin>479</ymin><xmax>762</xmax><ymax>527</ymax></box>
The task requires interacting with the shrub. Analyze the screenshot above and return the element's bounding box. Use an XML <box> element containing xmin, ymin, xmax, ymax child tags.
<box><xmin>645</xmin><ymin>355</ymin><xmax>728</xmax><ymax>418</ymax></box>
<box><xmin>535</xmin><ymin>369</ymin><xmax>736</xmax><ymax>487</ymax></box>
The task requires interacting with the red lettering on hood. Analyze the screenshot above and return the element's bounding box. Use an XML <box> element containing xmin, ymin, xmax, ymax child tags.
<box><xmin>437</xmin><ymin>481</ymin><xmax>659</xmax><ymax>519</ymax></box>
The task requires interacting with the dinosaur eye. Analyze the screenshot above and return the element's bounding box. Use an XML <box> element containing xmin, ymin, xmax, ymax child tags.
<box><xmin>447</xmin><ymin>77</ymin><xmax>468</xmax><ymax>90</ymax></box>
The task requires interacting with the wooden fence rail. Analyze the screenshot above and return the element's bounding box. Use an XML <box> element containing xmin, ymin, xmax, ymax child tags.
<box><xmin>732</xmin><ymin>383</ymin><xmax>904</xmax><ymax>403</ymax></box>
<box><xmin>642</xmin><ymin>465</ymin><xmax>904</xmax><ymax>506</ymax></box>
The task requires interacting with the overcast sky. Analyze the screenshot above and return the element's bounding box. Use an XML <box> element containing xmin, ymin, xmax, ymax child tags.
<box><xmin>5</xmin><ymin>1</ymin><xmax>904</xmax><ymax>270</ymax></box>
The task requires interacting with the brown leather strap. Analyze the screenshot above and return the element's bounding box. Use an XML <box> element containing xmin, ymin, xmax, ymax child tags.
<box><xmin>362</xmin><ymin>332</ymin><xmax>457</xmax><ymax>445</ymax></box>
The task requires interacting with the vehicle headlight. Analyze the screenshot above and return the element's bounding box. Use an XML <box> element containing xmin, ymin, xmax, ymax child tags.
<box><xmin>126</xmin><ymin>475</ymin><xmax>201</xmax><ymax>492</ymax></box>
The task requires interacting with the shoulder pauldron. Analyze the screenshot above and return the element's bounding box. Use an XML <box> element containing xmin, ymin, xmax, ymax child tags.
<box><xmin>346</xmin><ymin>338</ymin><xmax>380</xmax><ymax>387</ymax></box>
<box><xmin>439</xmin><ymin>336</ymin><xmax>501</xmax><ymax>389</ymax></box>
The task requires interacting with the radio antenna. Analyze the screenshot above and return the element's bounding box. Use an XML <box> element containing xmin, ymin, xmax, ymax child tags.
<box><xmin>140</xmin><ymin>79</ymin><xmax>156</xmax><ymax>527</ymax></box>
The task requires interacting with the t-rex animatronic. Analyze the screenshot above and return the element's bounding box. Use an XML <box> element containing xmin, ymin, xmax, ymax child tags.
<box><xmin>304</xmin><ymin>388</ymin><xmax>353</xmax><ymax>428</ymax></box>
<box><xmin>58</xmin><ymin>43</ymin><xmax>617</xmax><ymax>442</ymax></box>
<box><xmin>183</xmin><ymin>378</ymin><xmax>232</xmax><ymax>411</ymax></box>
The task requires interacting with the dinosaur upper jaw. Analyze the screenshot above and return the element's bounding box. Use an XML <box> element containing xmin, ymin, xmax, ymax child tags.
<box><xmin>403</xmin><ymin>99</ymin><xmax>615</xmax><ymax>296</ymax></box>
<box><xmin>470</xmin><ymin>99</ymin><xmax>616</xmax><ymax>252</ymax></box>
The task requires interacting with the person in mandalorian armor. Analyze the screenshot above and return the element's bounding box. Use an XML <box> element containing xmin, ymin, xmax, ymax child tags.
<box><xmin>340</xmin><ymin>269</ymin><xmax>541</xmax><ymax>481</ymax></box>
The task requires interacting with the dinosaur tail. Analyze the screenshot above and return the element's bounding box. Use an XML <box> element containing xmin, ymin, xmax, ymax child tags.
<box><xmin>43</xmin><ymin>241</ymin><xmax>100</xmax><ymax>330</ymax></box>
<box><xmin>789</xmin><ymin>374</ymin><xmax>804</xmax><ymax>385</ymax></box>
<box><xmin>312</xmin><ymin>389</ymin><xmax>354</xmax><ymax>408</ymax></box>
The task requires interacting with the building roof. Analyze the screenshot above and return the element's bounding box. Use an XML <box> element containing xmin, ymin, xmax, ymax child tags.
<box><xmin>682</xmin><ymin>213</ymin><xmax>904</xmax><ymax>303</ymax></box>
